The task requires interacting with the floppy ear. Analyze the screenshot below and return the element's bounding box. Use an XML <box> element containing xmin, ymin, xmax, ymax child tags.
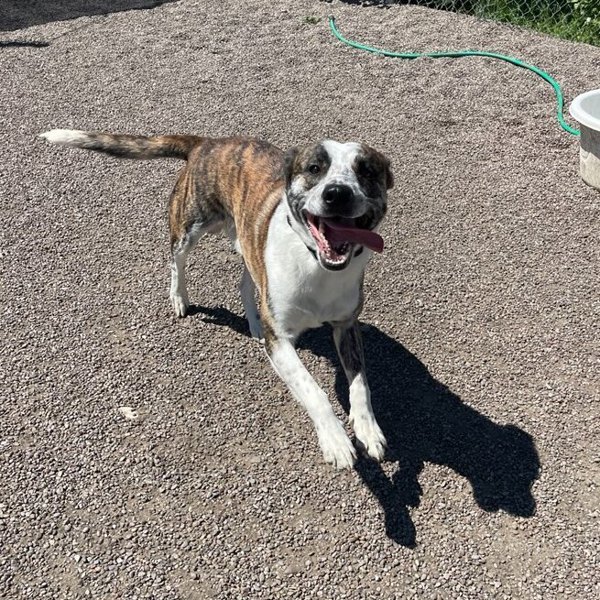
<box><xmin>385</xmin><ymin>163</ymin><xmax>394</xmax><ymax>190</ymax></box>
<box><xmin>282</xmin><ymin>147</ymin><xmax>298</xmax><ymax>187</ymax></box>
<box><xmin>369</xmin><ymin>147</ymin><xmax>394</xmax><ymax>190</ymax></box>
<box><xmin>382</xmin><ymin>156</ymin><xmax>394</xmax><ymax>190</ymax></box>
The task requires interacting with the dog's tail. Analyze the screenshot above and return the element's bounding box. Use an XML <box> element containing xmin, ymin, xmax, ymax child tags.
<box><xmin>38</xmin><ymin>129</ymin><xmax>202</xmax><ymax>161</ymax></box>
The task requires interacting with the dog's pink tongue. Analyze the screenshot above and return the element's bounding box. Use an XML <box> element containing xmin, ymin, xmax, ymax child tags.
<box><xmin>322</xmin><ymin>219</ymin><xmax>384</xmax><ymax>253</ymax></box>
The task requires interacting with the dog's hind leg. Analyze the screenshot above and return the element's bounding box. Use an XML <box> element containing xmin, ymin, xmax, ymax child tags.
<box><xmin>168</xmin><ymin>167</ymin><xmax>225</xmax><ymax>317</ymax></box>
<box><xmin>169</xmin><ymin>222</ymin><xmax>207</xmax><ymax>317</ymax></box>
<box><xmin>333</xmin><ymin>320</ymin><xmax>387</xmax><ymax>462</ymax></box>
<box><xmin>239</xmin><ymin>266</ymin><xmax>262</xmax><ymax>339</ymax></box>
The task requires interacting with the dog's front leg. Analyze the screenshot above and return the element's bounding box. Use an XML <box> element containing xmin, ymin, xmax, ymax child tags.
<box><xmin>239</xmin><ymin>266</ymin><xmax>263</xmax><ymax>339</ymax></box>
<box><xmin>333</xmin><ymin>320</ymin><xmax>387</xmax><ymax>461</ymax></box>
<box><xmin>266</xmin><ymin>336</ymin><xmax>357</xmax><ymax>469</ymax></box>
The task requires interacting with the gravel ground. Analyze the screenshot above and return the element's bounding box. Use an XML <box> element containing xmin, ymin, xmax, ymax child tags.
<box><xmin>1</xmin><ymin>0</ymin><xmax>599</xmax><ymax>598</ymax></box>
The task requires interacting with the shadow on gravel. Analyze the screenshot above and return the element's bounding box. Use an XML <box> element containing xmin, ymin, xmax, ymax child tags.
<box><xmin>0</xmin><ymin>0</ymin><xmax>178</xmax><ymax>32</ymax></box>
<box><xmin>0</xmin><ymin>40</ymin><xmax>49</xmax><ymax>48</ymax></box>
<box><xmin>302</xmin><ymin>323</ymin><xmax>541</xmax><ymax>547</ymax></box>
<box><xmin>190</xmin><ymin>305</ymin><xmax>540</xmax><ymax>547</ymax></box>
<box><xmin>187</xmin><ymin>305</ymin><xmax>250</xmax><ymax>333</ymax></box>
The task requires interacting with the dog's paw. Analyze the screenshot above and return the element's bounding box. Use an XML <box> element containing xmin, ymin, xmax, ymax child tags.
<box><xmin>317</xmin><ymin>419</ymin><xmax>357</xmax><ymax>470</ymax></box>
<box><xmin>170</xmin><ymin>293</ymin><xmax>189</xmax><ymax>318</ymax></box>
<box><xmin>350</xmin><ymin>412</ymin><xmax>387</xmax><ymax>462</ymax></box>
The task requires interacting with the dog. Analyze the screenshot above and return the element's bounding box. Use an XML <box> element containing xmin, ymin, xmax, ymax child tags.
<box><xmin>39</xmin><ymin>129</ymin><xmax>394</xmax><ymax>469</ymax></box>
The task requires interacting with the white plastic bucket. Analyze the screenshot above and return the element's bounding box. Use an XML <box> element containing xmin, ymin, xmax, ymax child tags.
<box><xmin>569</xmin><ymin>89</ymin><xmax>600</xmax><ymax>191</ymax></box>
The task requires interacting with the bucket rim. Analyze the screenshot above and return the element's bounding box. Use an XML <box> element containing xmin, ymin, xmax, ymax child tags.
<box><xmin>570</xmin><ymin>89</ymin><xmax>600</xmax><ymax>132</ymax></box>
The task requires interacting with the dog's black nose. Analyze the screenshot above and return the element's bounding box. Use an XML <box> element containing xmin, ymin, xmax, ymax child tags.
<box><xmin>322</xmin><ymin>184</ymin><xmax>353</xmax><ymax>207</ymax></box>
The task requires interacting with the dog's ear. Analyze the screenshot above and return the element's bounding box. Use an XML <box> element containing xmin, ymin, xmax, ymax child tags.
<box><xmin>385</xmin><ymin>161</ymin><xmax>394</xmax><ymax>190</ymax></box>
<box><xmin>282</xmin><ymin>147</ymin><xmax>298</xmax><ymax>187</ymax></box>
<box><xmin>367</xmin><ymin>147</ymin><xmax>394</xmax><ymax>191</ymax></box>
<box><xmin>379</xmin><ymin>154</ymin><xmax>394</xmax><ymax>190</ymax></box>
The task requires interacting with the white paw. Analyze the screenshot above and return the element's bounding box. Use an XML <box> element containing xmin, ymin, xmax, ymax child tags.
<box><xmin>350</xmin><ymin>411</ymin><xmax>387</xmax><ymax>462</ymax></box>
<box><xmin>316</xmin><ymin>418</ymin><xmax>357</xmax><ymax>469</ymax></box>
<box><xmin>170</xmin><ymin>293</ymin><xmax>189</xmax><ymax>318</ymax></box>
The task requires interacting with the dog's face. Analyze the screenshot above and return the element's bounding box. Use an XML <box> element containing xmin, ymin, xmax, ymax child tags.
<box><xmin>284</xmin><ymin>140</ymin><xmax>394</xmax><ymax>271</ymax></box>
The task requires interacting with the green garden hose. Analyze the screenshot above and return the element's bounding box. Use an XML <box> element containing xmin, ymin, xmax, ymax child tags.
<box><xmin>328</xmin><ymin>16</ymin><xmax>580</xmax><ymax>136</ymax></box>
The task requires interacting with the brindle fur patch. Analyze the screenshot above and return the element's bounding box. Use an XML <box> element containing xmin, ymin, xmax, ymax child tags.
<box><xmin>284</xmin><ymin>142</ymin><xmax>333</xmax><ymax>222</ymax></box>
<box><xmin>168</xmin><ymin>137</ymin><xmax>285</xmax><ymax>299</ymax></box>
<box><xmin>356</xmin><ymin>147</ymin><xmax>394</xmax><ymax>191</ymax></box>
<box><xmin>333</xmin><ymin>320</ymin><xmax>366</xmax><ymax>379</ymax></box>
<box><xmin>353</xmin><ymin>149</ymin><xmax>394</xmax><ymax>198</ymax></box>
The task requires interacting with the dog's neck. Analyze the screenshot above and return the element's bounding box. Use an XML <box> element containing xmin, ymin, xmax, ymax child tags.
<box><xmin>262</xmin><ymin>203</ymin><xmax>369</xmax><ymax>337</ymax></box>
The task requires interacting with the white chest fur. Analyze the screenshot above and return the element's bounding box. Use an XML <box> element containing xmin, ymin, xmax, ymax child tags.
<box><xmin>264</xmin><ymin>203</ymin><xmax>371</xmax><ymax>339</ymax></box>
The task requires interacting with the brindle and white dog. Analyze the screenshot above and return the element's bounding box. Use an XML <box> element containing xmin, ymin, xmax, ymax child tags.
<box><xmin>40</xmin><ymin>129</ymin><xmax>394</xmax><ymax>469</ymax></box>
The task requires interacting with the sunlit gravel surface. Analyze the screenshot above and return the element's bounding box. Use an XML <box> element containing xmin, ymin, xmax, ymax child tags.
<box><xmin>1</xmin><ymin>0</ymin><xmax>599</xmax><ymax>598</ymax></box>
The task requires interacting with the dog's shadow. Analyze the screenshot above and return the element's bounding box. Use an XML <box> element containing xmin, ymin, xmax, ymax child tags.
<box><xmin>190</xmin><ymin>305</ymin><xmax>540</xmax><ymax>547</ymax></box>
<box><xmin>187</xmin><ymin>304</ymin><xmax>250</xmax><ymax>332</ymax></box>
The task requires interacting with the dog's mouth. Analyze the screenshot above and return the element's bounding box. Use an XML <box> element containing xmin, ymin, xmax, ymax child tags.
<box><xmin>303</xmin><ymin>211</ymin><xmax>384</xmax><ymax>270</ymax></box>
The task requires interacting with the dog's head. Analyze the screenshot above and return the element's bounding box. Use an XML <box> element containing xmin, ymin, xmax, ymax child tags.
<box><xmin>283</xmin><ymin>140</ymin><xmax>393</xmax><ymax>271</ymax></box>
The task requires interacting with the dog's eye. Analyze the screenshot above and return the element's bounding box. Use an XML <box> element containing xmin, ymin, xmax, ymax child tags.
<box><xmin>308</xmin><ymin>164</ymin><xmax>321</xmax><ymax>175</ymax></box>
<box><xmin>357</xmin><ymin>161</ymin><xmax>376</xmax><ymax>179</ymax></box>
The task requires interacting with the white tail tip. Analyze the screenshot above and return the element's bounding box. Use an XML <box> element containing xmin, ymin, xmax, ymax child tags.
<box><xmin>39</xmin><ymin>129</ymin><xmax>88</xmax><ymax>146</ymax></box>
